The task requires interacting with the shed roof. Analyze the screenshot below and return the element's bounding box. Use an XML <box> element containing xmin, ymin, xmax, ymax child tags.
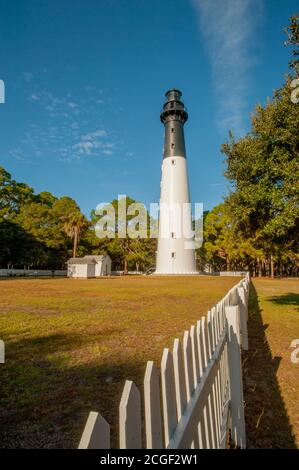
<box><xmin>84</xmin><ymin>255</ymin><xmax>104</xmax><ymax>261</ymax></box>
<box><xmin>84</xmin><ymin>254</ymin><xmax>111</xmax><ymax>262</ymax></box>
<box><xmin>67</xmin><ymin>257</ymin><xmax>96</xmax><ymax>265</ymax></box>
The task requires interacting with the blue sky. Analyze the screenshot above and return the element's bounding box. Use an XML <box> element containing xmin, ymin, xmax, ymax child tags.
<box><xmin>0</xmin><ymin>0</ymin><xmax>297</xmax><ymax>217</ymax></box>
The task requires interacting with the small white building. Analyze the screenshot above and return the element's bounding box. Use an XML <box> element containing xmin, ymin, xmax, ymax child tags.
<box><xmin>67</xmin><ymin>257</ymin><xmax>96</xmax><ymax>278</ymax></box>
<box><xmin>83</xmin><ymin>255</ymin><xmax>112</xmax><ymax>277</ymax></box>
<box><xmin>66</xmin><ymin>254</ymin><xmax>111</xmax><ymax>278</ymax></box>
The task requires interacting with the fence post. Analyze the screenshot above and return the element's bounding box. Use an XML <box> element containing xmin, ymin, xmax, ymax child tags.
<box><xmin>225</xmin><ymin>304</ymin><xmax>246</xmax><ymax>448</ymax></box>
<box><xmin>243</xmin><ymin>274</ymin><xmax>250</xmax><ymax>307</ymax></box>
<box><xmin>237</xmin><ymin>286</ymin><xmax>249</xmax><ymax>350</ymax></box>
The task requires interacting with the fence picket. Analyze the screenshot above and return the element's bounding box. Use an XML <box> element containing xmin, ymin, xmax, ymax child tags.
<box><xmin>183</xmin><ymin>330</ymin><xmax>195</xmax><ymax>400</ymax></box>
<box><xmin>218</xmin><ymin>363</ymin><xmax>224</xmax><ymax>435</ymax></box>
<box><xmin>207</xmin><ymin>311</ymin><xmax>213</xmax><ymax>358</ymax></box>
<box><xmin>237</xmin><ymin>286</ymin><xmax>249</xmax><ymax>350</ymax></box>
<box><xmin>214</xmin><ymin>360</ymin><xmax>222</xmax><ymax>445</ymax></box>
<box><xmin>207</xmin><ymin>391</ymin><xmax>217</xmax><ymax>449</ymax></box>
<box><xmin>220</xmin><ymin>302</ymin><xmax>224</xmax><ymax>334</ymax></box>
<box><xmin>196</xmin><ymin>320</ymin><xmax>204</xmax><ymax>378</ymax></box>
<box><xmin>173</xmin><ymin>339</ymin><xmax>187</xmax><ymax>421</ymax></box>
<box><xmin>203</xmin><ymin>400</ymin><xmax>213</xmax><ymax>448</ymax></box>
<box><xmin>78</xmin><ymin>411</ymin><xmax>110</xmax><ymax>449</ymax></box>
<box><xmin>190</xmin><ymin>325</ymin><xmax>200</xmax><ymax>385</ymax></box>
<box><xmin>220</xmin><ymin>300</ymin><xmax>225</xmax><ymax>333</ymax></box>
<box><xmin>201</xmin><ymin>316</ymin><xmax>209</xmax><ymax>368</ymax></box>
<box><xmin>161</xmin><ymin>348</ymin><xmax>177</xmax><ymax>447</ymax></box>
<box><xmin>216</xmin><ymin>301</ymin><xmax>224</xmax><ymax>442</ymax></box>
<box><xmin>144</xmin><ymin>361</ymin><xmax>163</xmax><ymax>449</ymax></box>
<box><xmin>211</xmin><ymin>308</ymin><xmax>217</xmax><ymax>350</ymax></box>
<box><xmin>215</xmin><ymin>305</ymin><xmax>220</xmax><ymax>342</ymax></box>
<box><xmin>213</xmin><ymin>307</ymin><xmax>223</xmax><ymax>445</ymax></box>
<box><xmin>119</xmin><ymin>380</ymin><xmax>142</xmax><ymax>449</ymax></box>
<box><xmin>198</xmin><ymin>415</ymin><xmax>207</xmax><ymax>449</ymax></box>
<box><xmin>225</xmin><ymin>305</ymin><xmax>246</xmax><ymax>449</ymax></box>
<box><xmin>216</xmin><ymin>306</ymin><xmax>220</xmax><ymax>337</ymax></box>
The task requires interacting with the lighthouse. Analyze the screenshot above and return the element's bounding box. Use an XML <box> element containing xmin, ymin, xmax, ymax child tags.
<box><xmin>155</xmin><ymin>89</ymin><xmax>198</xmax><ymax>275</ymax></box>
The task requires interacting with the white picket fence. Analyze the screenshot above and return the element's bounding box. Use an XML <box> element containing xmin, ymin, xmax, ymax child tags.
<box><xmin>79</xmin><ymin>274</ymin><xmax>250</xmax><ymax>449</ymax></box>
<box><xmin>0</xmin><ymin>269</ymin><xmax>67</xmax><ymax>277</ymax></box>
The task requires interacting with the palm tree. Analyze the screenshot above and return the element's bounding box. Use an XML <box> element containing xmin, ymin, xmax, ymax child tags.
<box><xmin>63</xmin><ymin>212</ymin><xmax>89</xmax><ymax>258</ymax></box>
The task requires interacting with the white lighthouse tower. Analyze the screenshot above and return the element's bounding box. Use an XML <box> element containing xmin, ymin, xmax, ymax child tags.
<box><xmin>155</xmin><ymin>89</ymin><xmax>198</xmax><ymax>275</ymax></box>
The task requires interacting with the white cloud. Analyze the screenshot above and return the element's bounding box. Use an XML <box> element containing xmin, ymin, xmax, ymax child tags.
<box><xmin>30</xmin><ymin>93</ymin><xmax>40</xmax><ymax>101</ymax></box>
<box><xmin>13</xmin><ymin>83</ymin><xmax>125</xmax><ymax>162</ymax></box>
<box><xmin>192</xmin><ymin>0</ymin><xmax>263</xmax><ymax>136</ymax></box>
<box><xmin>73</xmin><ymin>141</ymin><xmax>94</xmax><ymax>154</ymax></box>
<box><xmin>73</xmin><ymin>128</ymin><xmax>115</xmax><ymax>157</ymax></box>
<box><xmin>81</xmin><ymin>129</ymin><xmax>107</xmax><ymax>140</ymax></box>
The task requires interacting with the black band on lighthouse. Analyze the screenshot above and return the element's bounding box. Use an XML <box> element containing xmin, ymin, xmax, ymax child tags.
<box><xmin>160</xmin><ymin>88</ymin><xmax>188</xmax><ymax>160</ymax></box>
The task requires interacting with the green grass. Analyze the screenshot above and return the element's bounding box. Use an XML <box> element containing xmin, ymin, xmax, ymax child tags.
<box><xmin>244</xmin><ymin>278</ymin><xmax>299</xmax><ymax>448</ymax></box>
<box><xmin>1</xmin><ymin>276</ymin><xmax>298</xmax><ymax>449</ymax></box>
<box><xmin>0</xmin><ymin>275</ymin><xmax>239</xmax><ymax>449</ymax></box>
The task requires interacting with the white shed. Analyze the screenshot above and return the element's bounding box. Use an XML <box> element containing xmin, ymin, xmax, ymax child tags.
<box><xmin>66</xmin><ymin>254</ymin><xmax>112</xmax><ymax>278</ymax></box>
<box><xmin>67</xmin><ymin>257</ymin><xmax>96</xmax><ymax>278</ymax></box>
<box><xmin>84</xmin><ymin>255</ymin><xmax>112</xmax><ymax>276</ymax></box>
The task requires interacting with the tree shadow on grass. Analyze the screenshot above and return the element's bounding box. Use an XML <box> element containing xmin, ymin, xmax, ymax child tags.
<box><xmin>267</xmin><ymin>293</ymin><xmax>299</xmax><ymax>311</ymax></box>
<box><xmin>242</xmin><ymin>282</ymin><xmax>297</xmax><ymax>448</ymax></box>
<box><xmin>0</xmin><ymin>333</ymin><xmax>146</xmax><ymax>449</ymax></box>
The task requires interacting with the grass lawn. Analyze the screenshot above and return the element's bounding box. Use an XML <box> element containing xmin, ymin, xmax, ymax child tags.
<box><xmin>244</xmin><ymin>278</ymin><xmax>299</xmax><ymax>448</ymax></box>
<box><xmin>0</xmin><ymin>275</ymin><xmax>239</xmax><ymax>449</ymax></box>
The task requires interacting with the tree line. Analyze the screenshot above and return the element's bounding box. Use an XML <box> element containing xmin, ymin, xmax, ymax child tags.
<box><xmin>197</xmin><ymin>16</ymin><xmax>299</xmax><ymax>278</ymax></box>
<box><xmin>0</xmin><ymin>170</ymin><xmax>156</xmax><ymax>272</ymax></box>
<box><xmin>0</xmin><ymin>17</ymin><xmax>298</xmax><ymax>276</ymax></box>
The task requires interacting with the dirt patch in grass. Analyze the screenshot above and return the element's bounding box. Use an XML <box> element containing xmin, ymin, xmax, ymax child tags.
<box><xmin>0</xmin><ymin>275</ymin><xmax>239</xmax><ymax>448</ymax></box>
<box><xmin>243</xmin><ymin>278</ymin><xmax>299</xmax><ymax>449</ymax></box>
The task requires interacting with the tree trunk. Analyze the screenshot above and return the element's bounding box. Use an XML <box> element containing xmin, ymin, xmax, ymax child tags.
<box><xmin>124</xmin><ymin>258</ymin><xmax>128</xmax><ymax>275</ymax></box>
<box><xmin>253</xmin><ymin>264</ymin><xmax>256</xmax><ymax>277</ymax></box>
<box><xmin>257</xmin><ymin>258</ymin><xmax>262</xmax><ymax>277</ymax></box>
<box><xmin>270</xmin><ymin>254</ymin><xmax>275</xmax><ymax>279</ymax></box>
<box><xmin>266</xmin><ymin>259</ymin><xmax>269</xmax><ymax>277</ymax></box>
<box><xmin>73</xmin><ymin>229</ymin><xmax>78</xmax><ymax>258</ymax></box>
<box><xmin>226</xmin><ymin>257</ymin><xmax>231</xmax><ymax>271</ymax></box>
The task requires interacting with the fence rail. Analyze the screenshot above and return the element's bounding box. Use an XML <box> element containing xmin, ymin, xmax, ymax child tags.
<box><xmin>0</xmin><ymin>269</ymin><xmax>67</xmax><ymax>278</ymax></box>
<box><xmin>79</xmin><ymin>274</ymin><xmax>250</xmax><ymax>449</ymax></box>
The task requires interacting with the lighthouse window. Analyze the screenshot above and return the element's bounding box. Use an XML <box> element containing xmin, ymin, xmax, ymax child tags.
<box><xmin>171</xmin><ymin>127</ymin><xmax>175</xmax><ymax>133</ymax></box>
<box><xmin>171</xmin><ymin>252</ymin><xmax>176</xmax><ymax>259</ymax></box>
<box><xmin>171</xmin><ymin>143</ymin><xmax>175</xmax><ymax>149</ymax></box>
<box><xmin>171</xmin><ymin>232</ymin><xmax>175</xmax><ymax>238</ymax></box>
<box><xmin>171</xmin><ymin>159</ymin><xmax>176</xmax><ymax>165</ymax></box>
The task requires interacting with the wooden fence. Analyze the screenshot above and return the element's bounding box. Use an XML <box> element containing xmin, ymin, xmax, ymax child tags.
<box><xmin>79</xmin><ymin>274</ymin><xmax>250</xmax><ymax>449</ymax></box>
